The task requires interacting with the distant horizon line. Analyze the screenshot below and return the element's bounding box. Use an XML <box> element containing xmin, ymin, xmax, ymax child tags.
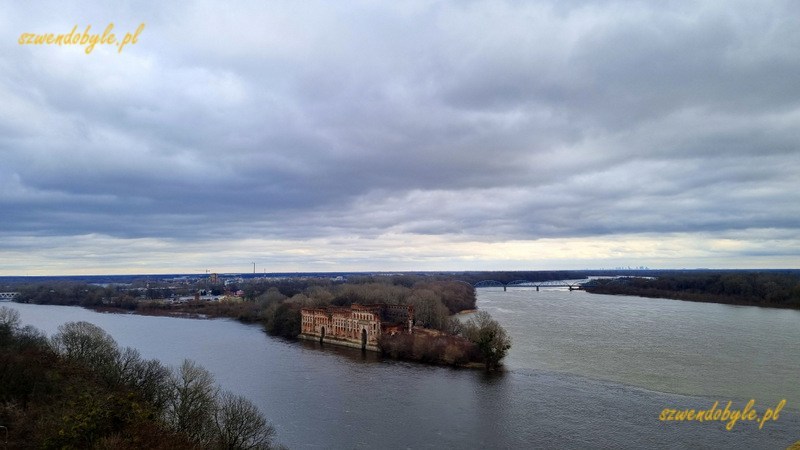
<box><xmin>2</xmin><ymin>267</ymin><xmax>798</xmax><ymax>279</ymax></box>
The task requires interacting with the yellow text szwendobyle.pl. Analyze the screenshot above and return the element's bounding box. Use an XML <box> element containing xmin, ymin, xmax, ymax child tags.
<box><xmin>18</xmin><ymin>23</ymin><xmax>145</xmax><ymax>54</ymax></box>
<box><xmin>660</xmin><ymin>399</ymin><xmax>787</xmax><ymax>430</ymax></box>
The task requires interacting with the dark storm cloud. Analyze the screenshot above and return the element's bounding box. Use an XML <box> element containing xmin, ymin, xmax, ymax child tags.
<box><xmin>1</xmin><ymin>0</ymin><xmax>799</xmax><ymax>271</ymax></box>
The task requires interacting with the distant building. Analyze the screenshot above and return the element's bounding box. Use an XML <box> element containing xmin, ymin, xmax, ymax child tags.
<box><xmin>299</xmin><ymin>304</ymin><xmax>414</xmax><ymax>351</ymax></box>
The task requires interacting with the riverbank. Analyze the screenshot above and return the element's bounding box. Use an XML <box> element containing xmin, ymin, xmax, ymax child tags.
<box><xmin>584</xmin><ymin>273</ymin><xmax>800</xmax><ymax>310</ymax></box>
<box><xmin>584</xmin><ymin>285</ymin><xmax>800</xmax><ymax>309</ymax></box>
<box><xmin>92</xmin><ymin>303</ymin><xmax>252</xmax><ymax>320</ymax></box>
<box><xmin>42</xmin><ymin>301</ymin><xmax>505</xmax><ymax>370</ymax></box>
<box><xmin>7</xmin><ymin>293</ymin><xmax>799</xmax><ymax>449</ymax></box>
<box><xmin>7</xmin><ymin>277</ymin><xmax>518</xmax><ymax>369</ymax></box>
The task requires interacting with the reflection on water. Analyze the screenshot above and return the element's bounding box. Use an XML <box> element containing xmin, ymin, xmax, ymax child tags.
<box><xmin>297</xmin><ymin>339</ymin><xmax>383</xmax><ymax>364</ymax></box>
<box><xmin>7</xmin><ymin>290</ymin><xmax>800</xmax><ymax>449</ymax></box>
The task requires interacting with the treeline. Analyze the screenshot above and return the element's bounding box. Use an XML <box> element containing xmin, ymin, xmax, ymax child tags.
<box><xmin>136</xmin><ymin>279</ymin><xmax>477</xmax><ymax>339</ymax></box>
<box><xmin>378</xmin><ymin>311</ymin><xmax>511</xmax><ymax>370</ymax></box>
<box><xmin>9</xmin><ymin>277</ymin><xmax>477</xmax><ymax>337</ymax></box>
<box><xmin>141</xmin><ymin>279</ymin><xmax>510</xmax><ymax>369</ymax></box>
<box><xmin>10</xmin><ymin>277</ymin><xmax>512</xmax><ymax>369</ymax></box>
<box><xmin>13</xmin><ymin>282</ymin><xmax>186</xmax><ymax>309</ymax></box>
<box><xmin>454</xmin><ymin>271</ymin><xmax>589</xmax><ymax>284</ymax></box>
<box><xmin>0</xmin><ymin>306</ymin><xmax>280</xmax><ymax>449</ymax></box>
<box><xmin>584</xmin><ymin>272</ymin><xmax>800</xmax><ymax>309</ymax></box>
<box><xmin>258</xmin><ymin>280</ymin><xmax>477</xmax><ymax>338</ymax></box>
<box><xmin>15</xmin><ymin>282</ymin><xmax>133</xmax><ymax>307</ymax></box>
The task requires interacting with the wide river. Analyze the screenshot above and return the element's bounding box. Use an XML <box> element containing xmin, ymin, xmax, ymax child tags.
<box><xmin>6</xmin><ymin>288</ymin><xmax>800</xmax><ymax>448</ymax></box>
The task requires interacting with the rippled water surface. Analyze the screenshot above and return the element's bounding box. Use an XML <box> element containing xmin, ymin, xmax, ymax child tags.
<box><xmin>480</xmin><ymin>287</ymin><xmax>800</xmax><ymax>407</ymax></box>
<box><xmin>7</xmin><ymin>289</ymin><xmax>800</xmax><ymax>449</ymax></box>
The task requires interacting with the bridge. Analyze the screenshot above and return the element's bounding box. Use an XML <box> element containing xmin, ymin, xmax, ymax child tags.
<box><xmin>0</xmin><ymin>292</ymin><xmax>20</xmax><ymax>301</ymax></box>
<box><xmin>471</xmin><ymin>280</ymin><xmax>587</xmax><ymax>292</ymax></box>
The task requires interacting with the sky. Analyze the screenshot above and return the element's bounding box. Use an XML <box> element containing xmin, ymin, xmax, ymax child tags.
<box><xmin>1</xmin><ymin>0</ymin><xmax>799</xmax><ymax>275</ymax></box>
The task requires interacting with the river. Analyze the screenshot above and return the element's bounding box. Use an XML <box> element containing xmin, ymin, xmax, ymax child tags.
<box><xmin>6</xmin><ymin>288</ymin><xmax>800</xmax><ymax>449</ymax></box>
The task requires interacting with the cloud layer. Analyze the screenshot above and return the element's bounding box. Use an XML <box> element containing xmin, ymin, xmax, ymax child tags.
<box><xmin>1</xmin><ymin>0</ymin><xmax>799</xmax><ymax>274</ymax></box>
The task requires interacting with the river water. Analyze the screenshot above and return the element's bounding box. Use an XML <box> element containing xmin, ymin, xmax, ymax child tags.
<box><xmin>6</xmin><ymin>289</ymin><xmax>800</xmax><ymax>449</ymax></box>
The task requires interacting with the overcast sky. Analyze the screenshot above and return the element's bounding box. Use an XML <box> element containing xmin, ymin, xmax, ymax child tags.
<box><xmin>2</xmin><ymin>0</ymin><xmax>799</xmax><ymax>275</ymax></box>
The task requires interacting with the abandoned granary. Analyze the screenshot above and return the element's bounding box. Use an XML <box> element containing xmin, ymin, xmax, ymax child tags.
<box><xmin>299</xmin><ymin>303</ymin><xmax>414</xmax><ymax>351</ymax></box>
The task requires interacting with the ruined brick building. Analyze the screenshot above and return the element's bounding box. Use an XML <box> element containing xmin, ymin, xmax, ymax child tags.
<box><xmin>299</xmin><ymin>303</ymin><xmax>414</xmax><ymax>351</ymax></box>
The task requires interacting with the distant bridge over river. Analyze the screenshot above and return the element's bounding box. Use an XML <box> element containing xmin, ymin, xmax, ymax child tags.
<box><xmin>471</xmin><ymin>280</ymin><xmax>587</xmax><ymax>292</ymax></box>
<box><xmin>0</xmin><ymin>292</ymin><xmax>20</xmax><ymax>301</ymax></box>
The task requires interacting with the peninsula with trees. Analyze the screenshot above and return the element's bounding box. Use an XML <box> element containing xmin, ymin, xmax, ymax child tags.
<box><xmin>3</xmin><ymin>273</ymin><xmax>513</xmax><ymax>370</ymax></box>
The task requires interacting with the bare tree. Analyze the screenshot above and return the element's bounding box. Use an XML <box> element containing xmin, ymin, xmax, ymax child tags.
<box><xmin>115</xmin><ymin>347</ymin><xmax>172</xmax><ymax>413</ymax></box>
<box><xmin>0</xmin><ymin>306</ymin><xmax>20</xmax><ymax>329</ymax></box>
<box><xmin>305</xmin><ymin>286</ymin><xmax>334</xmax><ymax>306</ymax></box>
<box><xmin>213</xmin><ymin>391</ymin><xmax>276</xmax><ymax>450</ymax></box>
<box><xmin>256</xmin><ymin>288</ymin><xmax>287</xmax><ymax>308</ymax></box>
<box><xmin>165</xmin><ymin>359</ymin><xmax>218</xmax><ymax>444</ymax></box>
<box><xmin>50</xmin><ymin>321</ymin><xmax>120</xmax><ymax>375</ymax></box>
<box><xmin>408</xmin><ymin>289</ymin><xmax>450</xmax><ymax>330</ymax></box>
<box><xmin>0</xmin><ymin>306</ymin><xmax>20</xmax><ymax>344</ymax></box>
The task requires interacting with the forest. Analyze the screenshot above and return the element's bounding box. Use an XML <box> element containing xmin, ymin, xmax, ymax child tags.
<box><xmin>584</xmin><ymin>271</ymin><xmax>800</xmax><ymax>309</ymax></box>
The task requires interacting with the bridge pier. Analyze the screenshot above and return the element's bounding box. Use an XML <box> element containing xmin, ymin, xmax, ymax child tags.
<box><xmin>503</xmin><ymin>286</ymin><xmax>506</xmax><ymax>292</ymax></box>
<box><xmin>536</xmin><ymin>286</ymin><xmax>539</xmax><ymax>291</ymax></box>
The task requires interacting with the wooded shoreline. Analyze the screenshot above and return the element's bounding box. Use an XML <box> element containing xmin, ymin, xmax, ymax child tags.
<box><xmin>6</xmin><ymin>275</ymin><xmax>513</xmax><ymax>370</ymax></box>
<box><xmin>583</xmin><ymin>272</ymin><xmax>800</xmax><ymax>310</ymax></box>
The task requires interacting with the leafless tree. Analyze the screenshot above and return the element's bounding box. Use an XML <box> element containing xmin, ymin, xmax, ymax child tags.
<box><xmin>0</xmin><ymin>306</ymin><xmax>20</xmax><ymax>329</ymax></box>
<box><xmin>50</xmin><ymin>321</ymin><xmax>120</xmax><ymax>374</ymax></box>
<box><xmin>0</xmin><ymin>306</ymin><xmax>20</xmax><ymax>344</ymax></box>
<box><xmin>115</xmin><ymin>347</ymin><xmax>172</xmax><ymax>413</ymax></box>
<box><xmin>213</xmin><ymin>391</ymin><xmax>276</xmax><ymax>450</ymax></box>
<box><xmin>165</xmin><ymin>359</ymin><xmax>218</xmax><ymax>444</ymax></box>
<box><xmin>408</xmin><ymin>289</ymin><xmax>450</xmax><ymax>330</ymax></box>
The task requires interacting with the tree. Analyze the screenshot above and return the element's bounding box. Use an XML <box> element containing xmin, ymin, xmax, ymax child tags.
<box><xmin>255</xmin><ymin>288</ymin><xmax>287</xmax><ymax>308</ymax></box>
<box><xmin>213</xmin><ymin>391</ymin><xmax>276</xmax><ymax>450</ymax></box>
<box><xmin>115</xmin><ymin>347</ymin><xmax>172</xmax><ymax>413</ymax></box>
<box><xmin>165</xmin><ymin>359</ymin><xmax>218</xmax><ymax>444</ymax></box>
<box><xmin>305</xmin><ymin>286</ymin><xmax>335</xmax><ymax>305</ymax></box>
<box><xmin>263</xmin><ymin>302</ymin><xmax>301</xmax><ymax>338</ymax></box>
<box><xmin>0</xmin><ymin>305</ymin><xmax>20</xmax><ymax>329</ymax></box>
<box><xmin>50</xmin><ymin>321</ymin><xmax>120</xmax><ymax>377</ymax></box>
<box><xmin>0</xmin><ymin>306</ymin><xmax>21</xmax><ymax>344</ymax></box>
<box><xmin>413</xmin><ymin>281</ymin><xmax>476</xmax><ymax>314</ymax></box>
<box><xmin>407</xmin><ymin>289</ymin><xmax>450</xmax><ymax>331</ymax></box>
<box><xmin>462</xmin><ymin>311</ymin><xmax>511</xmax><ymax>371</ymax></box>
